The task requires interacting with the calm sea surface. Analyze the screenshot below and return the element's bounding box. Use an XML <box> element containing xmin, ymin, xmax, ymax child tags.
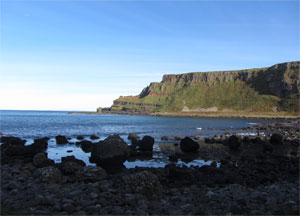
<box><xmin>0</xmin><ymin>110</ymin><xmax>275</xmax><ymax>167</ymax></box>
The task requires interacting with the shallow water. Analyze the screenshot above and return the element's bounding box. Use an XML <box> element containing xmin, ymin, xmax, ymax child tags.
<box><xmin>0</xmin><ymin>110</ymin><xmax>275</xmax><ymax>168</ymax></box>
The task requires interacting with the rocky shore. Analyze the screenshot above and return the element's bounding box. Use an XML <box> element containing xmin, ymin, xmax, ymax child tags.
<box><xmin>1</xmin><ymin>120</ymin><xmax>299</xmax><ymax>215</ymax></box>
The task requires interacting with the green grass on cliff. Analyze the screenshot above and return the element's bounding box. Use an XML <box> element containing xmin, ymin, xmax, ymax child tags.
<box><xmin>159</xmin><ymin>80</ymin><xmax>280</xmax><ymax>112</ymax></box>
<box><xmin>114</xmin><ymin>80</ymin><xmax>282</xmax><ymax>113</ymax></box>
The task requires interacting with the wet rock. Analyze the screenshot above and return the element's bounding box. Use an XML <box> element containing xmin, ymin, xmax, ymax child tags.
<box><xmin>33</xmin><ymin>152</ymin><xmax>54</xmax><ymax>168</ymax></box>
<box><xmin>243</xmin><ymin>136</ymin><xmax>251</xmax><ymax>144</ymax></box>
<box><xmin>61</xmin><ymin>156</ymin><xmax>86</xmax><ymax>167</ymax></box>
<box><xmin>122</xmin><ymin>171</ymin><xmax>163</xmax><ymax>198</ymax></box>
<box><xmin>61</xmin><ymin>161</ymin><xmax>83</xmax><ymax>175</ymax></box>
<box><xmin>139</xmin><ymin>136</ymin><xmax>155</xmax><ymax>151</ymax></box>
<box><xmin>76</xmin><ymin>135</ymin><xmax>84</xmax><ymax>140</ymax></box>
<box><xmin>270</xmin><ymin>133</ymin><xmax>284</xmax><ymax>145</ymax></box>
<box><xmin>0</xmin><ymin>136</ymin><xmax>26</xmax><ymax>145</ymax></box>
<box><xmin>34</xmin><ymin>166</ymin><xmax>62</xmax><ymax>183</ymax></box>
<box><xmin>228</xmin><ymin>135</ymin><xmax>241</xmax><ymax>150</ymax></box>
<box><xmin>90</xmin><ymin>135</ymin><xmax>99</xmax><ymax>140</ymax></box>
<box><xmin>161</xmin><ymin>136</ymin><xmax>169</xmax><ymax>140</ymax></box>
<box><xmin>55</xmin><ymin>135</ymin><xmax>68</xmax><ymax>144</ymax></box>
<box><xmin>90</xmin><ymin>134</ymin><xmax>129</xmax><ymax>169</ymax></box>
<box><xmin>128</xmin><ymin>133</ymin><xmax>140</xmax><ymax>140</ymax></box>
<box><xmin>180</xmin><ymin>137</ymin><xmax>199</xmax><ymax>152</ymax></box>
<box><xmin>77</xmin><ymin>140</ymin><xmax>93</xmax><ymax>153</ymax></box>
<box><xmin>77</xmin><ymin>166</ymin><xmax>107</xmax><ymax>182</ymax></box>
<box><xmin>204</xmin><ymin>137</ymin><xmax>212</xmax><ymax>143</ymax></box>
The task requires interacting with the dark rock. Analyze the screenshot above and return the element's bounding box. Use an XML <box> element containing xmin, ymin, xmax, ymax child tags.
<box><xmin>77</xmin><ymin>140</ymin><xmax>93</xmax><ymax>153</ymax></box>
<box><xmin>180</xmin><ymin>137</ymin><xmax>199</xmax><ymax>152</ymax></box>
<box><xmin>76</xmin><ymin>166</ymin><xmax>107</xmax><ymax>182</ymax></box>
<box><xmin>62</xmin><ymin>203</ymin><xmax>75</xmax><ymax>213</ymax></box>
<box><xmin>161</xmin><ymin>136</ymin><xmax>169</xmax><ymax>140</ymax></box>
<box><xmin>263</xmin><ymin>141</ymin><xmax>274</xmax><ymax>153</ymax></box>
<box><xmin>253</xmin><ymin>137</ymin><xmax>263</xmax><ymax>145</ymax></box>
<box><xmin>242</xmin><ymin>136</ymin><xmax>251</xmax><ymax>144</ymax></box>
<box><xmin>61</xmin><ymin>161</ymin><xmax>83</xmax><ymax>175</ymax></box>
<box><xmin>228</xmin><ymin>135</ymin><xmax>241</xmax><ymax>150</ymax></box>
<box><xmin>61</xmin><ymin>156</ymin><xmax>86</xmax><ymax>167</ymax></box>
<box><xmin>174</xmin><ymin>136</ymin><xmax>182</xmax><ymax>140</ymax></box>
<box><xmin>76</xmin><ymin>135</ymin><xmax>84</xmax><ymax>140</ymax></box>
<box><xmin>55</xmin><ymin>135</ymin><xmax>68</xmax><ymax>144</ymax></box>
<box><xmin>33</xmin><ymin>152</ymin><xmax>54</xmax><ymax>168</ymax></box>
<box><xmin>122</xmin><ymin>171</ymin><xmax>163</xmax><ymax>198</ymax></box>
<box><xmin>0</xmin><ymin>136</ymin><xmax>26</xmax><ymax>145</ymax></box>
<box><xmin>128</xmin><ymin>133</ymin><xmax>140</xmax><ymax>140</ymax></box>
<box><xmin>34</xmin><ymin>166</ymin><xmax>62</xmax><ymax>183</ymax></box>
<box><xmin>90</xmin><ymin>135</ymin><xmax>99</xmax><ymax>140</ymax></box>
<box><xmin>139</xmin><ymin>136</ymin><xmax>155</xmax><ymax>151</ymax></box>
<box><xmin>67</xmin><ymin>150</ymin><xmax>73</xmax><ymax>153</ymax></box>
<box><xmin>270</xmin><ymin>133</ymin><xmax>284</xmax><ymax>145</ymax></box>
<box><xmin>90</xmin><ymin>134</ymin><xmax>129</xmax><ymax>169</ymax></box>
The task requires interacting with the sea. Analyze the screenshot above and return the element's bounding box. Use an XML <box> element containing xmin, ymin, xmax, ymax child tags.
<box><xmin>0</xmin><ymin>110</ymin><xmax>276</xmax><ymax>168</ymax></box>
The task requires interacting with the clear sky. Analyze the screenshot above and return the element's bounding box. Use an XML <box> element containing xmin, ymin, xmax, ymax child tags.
<box><xmin>0</xmin><ymin>0</ymin><xmax>299</xmax><ymax>111</ymax></box>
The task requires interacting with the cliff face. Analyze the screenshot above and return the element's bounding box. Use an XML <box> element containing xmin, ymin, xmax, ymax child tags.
<box><xmin>109</xmin><ymin>61</ymin><xmax>299</xmax><ymax>114</ymax></box>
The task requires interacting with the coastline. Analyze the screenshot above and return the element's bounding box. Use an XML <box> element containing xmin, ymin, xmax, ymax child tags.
<box><xmin>68</xmin><ymin>111</ymin><xmax>300</xmax><ymax>120</ymax></box>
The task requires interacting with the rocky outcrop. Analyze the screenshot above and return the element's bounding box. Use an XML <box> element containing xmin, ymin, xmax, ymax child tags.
<box><xmin>105</xmin><ymin>61</ymin><xmax>299</xmax><ymax>114</ymax></box>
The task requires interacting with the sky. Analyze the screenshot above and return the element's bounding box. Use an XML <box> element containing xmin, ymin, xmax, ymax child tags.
<box><xmin>0</xmin><ymin>0</ymin><xmax>299</xmax><ymax>111</ymax></box>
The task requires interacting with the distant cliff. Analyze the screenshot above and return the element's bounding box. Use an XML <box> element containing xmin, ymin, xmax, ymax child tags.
<box><xmin>105</xmin><ymin>61</ymin><xmax>299</xmax><ymax>115</ymax></box>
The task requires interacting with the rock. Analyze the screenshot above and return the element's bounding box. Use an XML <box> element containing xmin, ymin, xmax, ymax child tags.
<box><xmin>139</xmin><ymin>136</ymin><xmax>155</xmax><ymax>151</ymax></box>
<box><xmin>34</xmin><ymin>166</ymin><xmax>62</xmax><ymax>183</ymax></box>
<box><xmin>76</xmin><ymin>135</ymin><xmax>84</xmax><ymax>140</ymax></box>
<box><xmin>180</xmin><ymin>137</ymin><xmax>199</xmax><ymax>152</ymax></box>
<box><xmin>67</xmin><ymin>150</ymin><xmax>73</xmax><ymax>153</ymax></box>
<box><xmin>77</xmin><ymin>140</ymin><xmax>93</xmax><ymax>153</ymax></box>
<box><xmin>174</xmin><ymin>136</ymin><xmax>182</xmax><ymax>140</ymax></box>
<box><xmin>128</xmin><ymin>133</ymin><xmax>140</xmax><ymax>140</ymax></box>
<box><xmin>228</xmin><ymin>135</ymin><xmax>241</xmax><ymax>150</ymax></box>
<box><xmin>122</xmin><ymin>171</ymin><xmax>163</xmax><ymax>198</ymax></box>
<box><xmin>90</xmin><ymin>135</ymin><xmax>99</xmax><ymax>140</ymax></box>
<box><xmin>161</xmin><ymin>136</ymin><xmax>169</xmax><ymax>140</ymax></box>
<box><xmin>61</xmin><ymin>161</ymin><xmax>83</xmax><ymax>175</ymax></box>
<box><xmin>33</xmin><ymin>152</ymin><xmax>54</xmax><ymax>168</ymax></box>
<box><xmin>61</xmin><ymin>156</ymin><xmax>86</xmax><ymax>167</ymax></box>
<box><xmin>243</xmin><ymin>136</ymin><xmax>251</xmax><ymax>144</ymax></box>
<box><xmin>55</xmin><ymin>135</ymin><xmax>68</xmax><ymax>144</ymax></box>
<box><xmin>0</xmin><ymin>136</ymin><xmax>26</xmax><ymax>145</ymax></box>
<box><xmin>263</xmin><ymin>142</ymin><xmax>273</xmax><ymax>153</ymax></box>
<box><xmin>90</xmin><ymin>134</ymin><xmax>129</xmax><ymax>169</ymax></box>
<box><xmin>77</xmin><ymin>166</ymin><xmax>107</xmax><ymax>182</ymax></box>
<box><xmin>270</xmin><ymin>133</ymin><xmax>284</xmax><ymax>145</ymax></box>
<box><xmin>62</xmin><ymin>203</ymin><xmax>75</xmax><ymax>213</ymax></box>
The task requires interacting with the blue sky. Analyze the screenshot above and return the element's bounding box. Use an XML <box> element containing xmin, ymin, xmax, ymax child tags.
<box><xmin>0</xmin><ymin>0</ymin><xmax>299</xmax><ymax>110</ymax></box>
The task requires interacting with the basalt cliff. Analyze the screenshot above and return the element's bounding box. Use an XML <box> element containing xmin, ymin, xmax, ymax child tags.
<box><xmin>102</xmin><ymin>61</ymin><xmax>299</xmax><ymax>115</ymax></box>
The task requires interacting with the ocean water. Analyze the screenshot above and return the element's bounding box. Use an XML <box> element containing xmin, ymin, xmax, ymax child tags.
<box><xmin>0</xmin><ymin>110</ymin><xmax>275</xmax><ymax>167</ymax></box>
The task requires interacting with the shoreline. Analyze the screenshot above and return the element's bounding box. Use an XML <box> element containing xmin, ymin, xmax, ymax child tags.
<box><xmin>68</xmin><ymin>111</ymin><xmax>300</xmax><ymax>120</ymax></box>
<box><xmin>1</xmin><ymin>121</ymin><xmax>299</xmax><ymax>215</ymax></box>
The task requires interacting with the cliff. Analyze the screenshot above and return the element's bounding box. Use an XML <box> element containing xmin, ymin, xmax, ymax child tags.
<box><xmin>107</xmin><ymin>61</ymin><xmax>300</xmax><ymax>115</ymax></box>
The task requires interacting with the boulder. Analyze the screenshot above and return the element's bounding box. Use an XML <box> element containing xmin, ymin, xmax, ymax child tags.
<box><xmin>180</xmin><ymin>137</ymin><xmax>199</xmax><ymax>152</ymax></box>
<box><xmin>270</xmin><ymin>133</ymin><xmax>284</xmax><ymax>145</ymax></box>
<box><xmin>90</xmin><ymin>135</ymin><xmax>99</xmax><ymax>140</ymax></box>
<box><xmin>55</xmin><ymin>135</ymin><xmax>68</xmax><ymax>144</ymax></box>
<box><xmin>76</xmin><ymin>166</ymin><xmax>107</xmax><ymax>182</ymax></box>
<box><xmin>33</xmin><ymin>152</ymin><xmax>54</xmax><ymax>168</ymax></box>
<box><xmin>0</xmin><ymin>136</ymin><xmax>26</xmax><ymax>146</ymax></box>
<box><xmin>90</xmin><ymin>134</ymin><xmax>129</xmax><ymax>169</ymax></box>
<box><xmin>128</xmin><ymin>133</ymin><xmax>140</xmax><ymax>140</ymax></box>
<box><xmin>77</xmin><ymin>140</ymin><xmax>93</xmax><ymax>153</ymax></box>
<box><xmin>61</xmin><ymin>161</ymin><xmax>84</xmax><ymax>175</ymax></box>
<box><xmin>204</xmin><ymin>137</ymin><xmax>212</xmax><ymax>143</ymax></box>
<box><xmin>161</xmin><ymin>136</ymin><xmax>169</xmax><ymax>140</ymax></box>
<box><xmin>34</xmin><ymin>166</ymin><xmax>62</xmax><ymax>183</ymax></box>
<box><xmin>33</xmin><ymin>138</ymin><xmax>48</xmax><ymax>151</ymax></box>
<box><xmin>139</xmin><ymin>136</ymin><xmax>155</xmax><ymax>151</ymax></box>
<box><xmin>76</xmin><ymin>135</ymin><xmax>84</xmax><ymax>140</ymax></box>
<box><xmin>242</xmin><ymin>136</ymin><xmax>251</xmax><ymax>144</ymax></box>
<box><xmin>61</xmin><ymin>155</ymin><xmax>86</xmax><ymax>167</ymax></box>
<box><xmin>228</xmin><ymin>135</ymin><xmax>241</xmax><ymax>150</ymax></box>
<box><xmin>122</xmin><ymin>171</ymin><xmax>163</xmax><ymax>198</ymax></box>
